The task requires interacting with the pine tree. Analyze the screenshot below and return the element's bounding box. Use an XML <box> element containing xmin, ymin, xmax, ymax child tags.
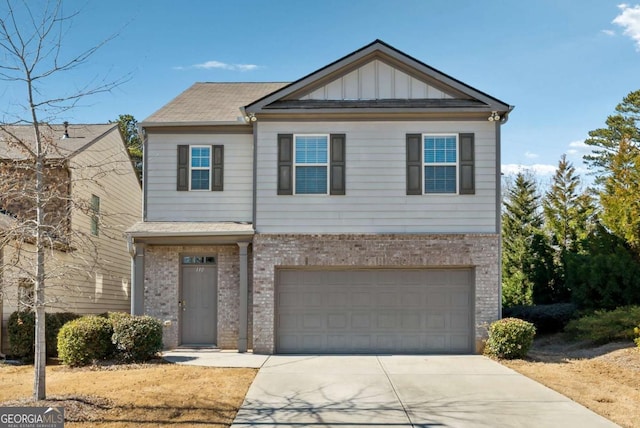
<box><xmin>502</xmin><ymin>172</ymin><xmax>555</xmax><ymax>306</ymax></box>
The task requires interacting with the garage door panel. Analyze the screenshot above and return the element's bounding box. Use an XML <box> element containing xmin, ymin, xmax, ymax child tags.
<box><xmin>277</xmin><ymin>268</ymin><xmax>473</xmax><ymax>354</ymax></box>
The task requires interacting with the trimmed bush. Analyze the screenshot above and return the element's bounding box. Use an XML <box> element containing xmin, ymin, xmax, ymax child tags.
<box><xmin>57</xmin><ymin>316</ymin><xmax>115</xmax><ymax>366</ymax></box>
<box><xmin>7</xmin><ymin>311</ymin><xmax>79</xmax><ymax>360</ymax></box>
<box><xmin>635</xmin><ymin>326</ymin><xmax>640</xmax><ymax>348</ymax></box>
<box><xmin>111</xmin><ymin>315</ymin><xmax>162</xmax><ymax>362</ymax></box>
<box><xmin>564</xmin><ymin>306</ymin><xmax>640</xmax><ymax>345</ymax></box>
<box><xmin>485</xmin><ymin>317</ymin><xmax>536</xmax><ymax>359</ymax></box>
<box><xmin>503</xmin><ymin>303</ymin><xmax>577</xmax><ymax>335</ymax></box>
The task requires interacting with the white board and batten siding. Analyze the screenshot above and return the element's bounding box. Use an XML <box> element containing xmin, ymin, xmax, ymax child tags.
<box><xmin>256</xmin><ymin>121</ymin><xmax>497</xmax><ymax>234</ymax></box>
<box><xmin>145</xmin><ymin>133</ymin><xmax>254</xmax><ymax>222</ymax></box>
<box><xmin>302</xmin><ymin>59</ymin><xmax>453</xmax><ymax>100</ymax></box>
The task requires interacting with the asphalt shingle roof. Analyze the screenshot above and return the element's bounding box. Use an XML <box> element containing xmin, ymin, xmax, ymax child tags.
<box><xmin>143</xmin><ymin>82</ymin><xmax>289</xmax><ymax>124</ymax></box>
<box><xmin>0</xmin><ymin>124</ymin><xmax>116</xmax><ymax>160</ymax></box>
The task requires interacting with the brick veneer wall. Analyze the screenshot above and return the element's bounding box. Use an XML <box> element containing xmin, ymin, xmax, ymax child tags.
<box><xmin>252</xmin><ymin>233</ymin><xmax>500</xmax><ymax>354</ymax></box>
<box><xmin>143</xmin><ymin>244</ymin><xmax>252</xmax><ymax>349</ymax></box>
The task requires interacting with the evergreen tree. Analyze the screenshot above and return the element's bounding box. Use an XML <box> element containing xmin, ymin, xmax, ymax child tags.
<box><xmin>113</xmin><ymin>114</ymin><xmax>142</xmax><ymax>180</ymax></box>
<box><xmin>502</xmin><ymin>172</ymin><xmax>555</xmax><ymax>306</ymax></box>
<box><xmin>584</xmin><ymin>89</ymin><xmax>640</xmax><ymax>253</ymax></box>
<box><xmin>542</xmin><ymin>155</ymin><xmax>596</xmax><ymax>301</ymax></box>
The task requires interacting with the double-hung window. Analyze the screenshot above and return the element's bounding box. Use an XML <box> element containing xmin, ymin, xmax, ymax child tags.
<box><xmin>190</xmin><ymin>146</ymin><xmax>211</xmax><ymax>190</ymax></box>
<box><xmin>406</xmin><ymin>133</ymin><xmax>474</xmax><ymax>195</ymax></box>
<box><xmin>177</xmin><ymin>145</ymin><xmax>224</xmax><ymax>191</ymax></box>
<box><xmin>294</xmin><ymin>135</ymin><xmax>329</xmax><ymax>194</ymax></box>
<box><xmin>424</xmin><ymin>135</ymin><xmax>457</xmax><ymax>194</ymax></box>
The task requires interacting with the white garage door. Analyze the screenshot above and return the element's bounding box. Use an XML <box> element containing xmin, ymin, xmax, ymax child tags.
<box><xmin>276</xmin><ymin>268</ymin><xmax>474</xmax><ymax>354</ymax></box>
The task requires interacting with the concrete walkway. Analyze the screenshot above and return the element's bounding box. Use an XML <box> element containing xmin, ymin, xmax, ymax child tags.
<box><xmin>162</xmin><ymin>351</ymin><xmax>618</xmax><ymax>428</ymax></box>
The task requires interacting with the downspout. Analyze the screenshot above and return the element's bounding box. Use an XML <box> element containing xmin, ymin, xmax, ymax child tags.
<box><xmin>495</xmin><ymin>119</ymin><xmax>502</xmax><ymax>320</ymax></box>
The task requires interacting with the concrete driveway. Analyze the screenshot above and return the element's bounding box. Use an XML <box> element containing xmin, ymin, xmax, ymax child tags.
<box><xmin>231</xmin><ymin>355</ymin><xmax>618</xmax><ymax>428</ymax></box>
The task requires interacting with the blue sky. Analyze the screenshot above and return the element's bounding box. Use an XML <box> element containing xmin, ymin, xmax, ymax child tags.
<box><xmin>3</xmin><ymin>0</ymin><xmax>640</xmax><ymax>180</ymax></box>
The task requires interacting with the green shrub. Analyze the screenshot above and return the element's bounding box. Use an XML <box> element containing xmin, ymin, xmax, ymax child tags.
<box><xmin>635</xmin><ymin>326</ymin><xmax>640</xmax><ymax>348</ymax></box>
<box><xmin>485</xmin><ymin>317</ymin><xmax>536</xmax><ymax>359</ymax></box>
<box><xmin>57</xmin><ymin>316</ymin><xmax>115</xmax><ymax>366</ymax></box>
<box><xmin>7</xmin><ymin>311</ymin><xmax>79</xmax><ymax>360</ymax></box>
<box><xmin>111</xmin><ymin>315</ymin><xmax>162</xmax><ymax>362</ymax></box>
<box><xmin>503</xmin><ymin>303</ymin><xmax>577</xmax><ymax>334</ymax></box>
<box><xmin>564</xmin><ymin>306</ymin><xmax>640</xmax><ymax>345</ymax></box>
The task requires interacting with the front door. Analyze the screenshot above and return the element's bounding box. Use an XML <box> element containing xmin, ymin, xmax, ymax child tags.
<box><xmin>180</xmin><ymin>256</ymin><xmax>217</xmax><ymax>345</ymax></box>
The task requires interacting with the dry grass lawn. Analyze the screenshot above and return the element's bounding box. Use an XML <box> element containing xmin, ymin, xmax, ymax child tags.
<box><xmin>0</xmin><ymin>361</ymin><xmax>256</xmax><ymax>427</ymax></box>
<box><xmin>501</xmin><ymin>336</ymin><xmax>640</xmax><ymax>428</ymax></box>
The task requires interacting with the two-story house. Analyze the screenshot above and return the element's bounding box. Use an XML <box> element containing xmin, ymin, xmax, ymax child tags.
<box><xmin>0</xmin><ymin>123</ymin><xmax>141</xmax><ymax>354</ymax></box>
<box><xmin>127</xmin><ymin>40</ymin><xmax>512</xmax><ymax>354</ymax></box>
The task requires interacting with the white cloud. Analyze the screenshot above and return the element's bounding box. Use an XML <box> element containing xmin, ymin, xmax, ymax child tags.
<box><xmin>566</xmin><ymin>140</ymin><xmax>590</xmax><ymax>157</ymax></box>
<box><xmin>601</xmin><ymin>29</ymin><xmax>616</xmax><ymax>36</ymax></box>
<box><xmin>524</xmin><ymin>151</ymin><xmax>539</xmax><ymax>159</ymax></box>
<box><xmin>613</xmin><ymin>3</ymin><xmax>640</xmax><ymax>50</ymax></box>
<box><xmin>501</xmin><ymin>164</ymin><xmax>557</xmax><ymax>176</ymax></box>
<box><xmin>174</xmin><ymin>60</ymin><xmax>261</xmax><ymax>72</ymax></box>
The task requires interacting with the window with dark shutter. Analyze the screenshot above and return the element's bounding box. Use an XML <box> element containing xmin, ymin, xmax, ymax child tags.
<box><xmin>177</xmin><ymin>145</ymin><xmax>189</xmax><ymax>191</ymax></box>
<box><xmin>277</xmin><ymin>134</ymin><xmax>293</xmax><ymax>195</ymax></box>
<box><xmin>330</xmin><ymin>134</ymin><xmax>346</xmax><ymax>195</ymax></box>
<box><xmin>212</xmin><ymin>145</ymin><xmax>224</xmax><ymax>191</ymax></box>
<box><xmin>406</xmin><ymin>134</ymin><xmax>422</xmax><ymax>195</ymax></box>
<box><xmin>459</xmin><ymin>133</ymin><xmax>475</xmax><ymax>195</ymax></box>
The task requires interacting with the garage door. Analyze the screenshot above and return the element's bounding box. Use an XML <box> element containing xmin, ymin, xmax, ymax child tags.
<box><xmin>276</xmin><ymin>268</ymin><xmax>474</xmax><ymax>354</ymax></box>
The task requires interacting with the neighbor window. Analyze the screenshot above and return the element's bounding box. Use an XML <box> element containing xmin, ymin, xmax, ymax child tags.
<box><xmin>423</xmin><ymin>135</ymin><xmax>457</xmax><ymax>194</ymax></box>
<box><xmin>18</xmin><ymin>278</ymin><xmax>34</xmax><ymax>311</ymax></box>
<box><xmin>90</xmin><ymin>194</ymin><xmax>100</xmax><ymax>236</ymax></box>
<box><xmin>294</xmin><ymin>135</ymin><xmax>328</xmax><ymax>194</ymax></box>
<box><xmin>190</xmin><ymin>146</ymin><xmax>211</xmax><ymax>190</ymax></box>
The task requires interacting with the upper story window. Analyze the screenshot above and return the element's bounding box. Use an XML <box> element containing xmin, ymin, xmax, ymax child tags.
<box><xmin>90</xmin><ymin>194</ymin><xmax>100</xmax><ymax>236</ymax></box>
<box><xmin>278</xmin><ymin>134</ymin><xmax>345</xmax><ymax>196</ymax></box>
<box><xmin>424</xmin><ymin>135</ymin><xmax>457</xmax><ymax>194</ymax></box>
<box><xmin>177</xmin><ymin>145</ymin><xmax>224</xmax><ymax>192</ymax></box>
<box><xmin>190</xmin><ymin>146</ymin><xmax>211</xmax><ymax>190</ymax></box>
<box><xmin>406</xmin><ymin>133</ymin><xmax>475</xmax><ymax>196</ymax></box>
<box><xmin>295</xmin><ymin>135</ymin><xmax>329</xmax><ymax>194</ymax></box>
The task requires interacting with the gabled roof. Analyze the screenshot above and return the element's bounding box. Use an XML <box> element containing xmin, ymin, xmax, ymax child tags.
<box><xmin>0</xmin><ymin>124</ymin><xmax>117</xmax><ymax>160</ymax></box>
<box><xmin>142</xmin><ymin>82</ymin><xmax>289</xmax><ymax>126</ymax></box>
<box><xmin>245</xmin><ymin>39</ymin><xmax>512</xmax><ymax>116</ymax></box>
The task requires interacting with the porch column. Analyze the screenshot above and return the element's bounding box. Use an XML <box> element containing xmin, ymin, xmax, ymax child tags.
<box><xmin>131</xmin><ymin>243</ymin><xmax>145</xmax><ymax>315</ymax></box>
<box><xmin>237</xmin><ymin>242</ymin><xmax>249</xmax><ymax>353</ymax></box>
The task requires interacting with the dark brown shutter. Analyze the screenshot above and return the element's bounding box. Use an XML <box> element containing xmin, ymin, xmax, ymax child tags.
<box><xmin>459</xmin><ymin>133</ymin><xmax>475</xmax><ymax>195</ymax></box>
<box><xmin>212</xmin><ymin>145</ymin><xmax>224</xmax><ymax>191</ymax></box>
<box><xmin>330</xmin><ymin>134</ymin><xmax>346</xmax><ymax>195</ymax></box>
<box><xmin>277</xmin><ymin>134</ymin><xmax>293</xmax><ymax>195</ymax></box>
<box><xmin>406</xmin><ymin>134</ymin><xmax>422</xmax><ymax>195</ymax></box>
<box><xmin>177</xmin><ymin>145</ymin><xmax>189</xmax><ymax>191</ymax></box>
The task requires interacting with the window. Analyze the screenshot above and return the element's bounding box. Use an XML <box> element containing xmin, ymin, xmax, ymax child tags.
<box><xmin>294</xmin><ymin>135</ymin><xmax>328</xmax><ymax>194</ymax></box>
<box><xmin>181</xmin><ymin>256</ymin><xmax>216</xmax><ymax>265</ymax></box>
<box><xmin>90</xmin><ymin>194</ymin><xmax>100</xmax><ymax>236</ymax></box>
<box><xmin>18</xmin><ymin>278</ymin><xmax>34</xmax><ymax>311</ymax></box>
<box><xmin>406</xmin><ymin>133</ymin><xmax>475</xmax><ymax>195</ymax></box>
<box><xmin>190</xmin><ymin>146</ymin><xmax>211</xmax><ymax>190</ymax></box>
<box><xmin>177</xmin><ymin>145</ymin><xmax>224</xmax><ymax>191</ymax></box>
<box><xmin>424</xmin><ymin>135</ymin><xmax>457</xmax><ymax>194</ymax></box>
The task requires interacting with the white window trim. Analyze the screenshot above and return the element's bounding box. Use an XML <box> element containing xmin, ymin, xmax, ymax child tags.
<box><xmin>293</xmin><ymin>134</ymin><xmax>330</xmax><ymax>195</ymax></box>
<box><xmin>189</xmin><ymin>145</ymin><xmax>212</xmax><ymax>191</ymax></box>
<box><xmin>422</xmin><ymin>133</ymin><xmax>459</xmax><ymax>195</ymax></box>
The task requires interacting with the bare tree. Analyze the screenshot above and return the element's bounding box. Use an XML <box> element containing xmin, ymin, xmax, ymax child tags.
<box><xmin>0</xmin><ymin>0</ymin><xmax>130</xmax><ymax>400</ymax></box>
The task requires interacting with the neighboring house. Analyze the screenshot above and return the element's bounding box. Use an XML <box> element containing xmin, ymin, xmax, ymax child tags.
<box><xmin>127</xmin><ymin>40</ymin><xmax>513</xmax><ymax>354</ymax></box>
<box><xmin>0</xmin><ymin>124</ymin><xmax>141</xmax><ymax>354</ymax></box>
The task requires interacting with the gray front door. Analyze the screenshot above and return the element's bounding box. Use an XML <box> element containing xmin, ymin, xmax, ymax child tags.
<box><xmin>181</xmin><ymin>263</ymin><xmax>217</xmax><ymax>345</ymax></box>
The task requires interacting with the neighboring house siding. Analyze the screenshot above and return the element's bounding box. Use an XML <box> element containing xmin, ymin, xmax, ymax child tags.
<box><xmin>67</xmin><ymin>128</ymin><xmax>140</xmax><ymax>314</ymax></box>
<box><xmin>255</xmin><ymin>121</ymin><xmax>497</xmax><ymax>234</ymax></box>
<box><xmin>145</xmin><ymin>132</ymin><xmax>253</xmax><ymax>222</ymax></box>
